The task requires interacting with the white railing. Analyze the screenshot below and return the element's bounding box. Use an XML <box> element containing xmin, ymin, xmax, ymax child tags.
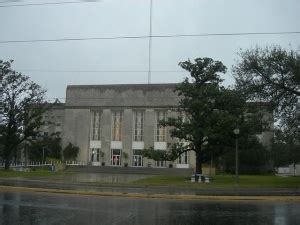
<box><xmin>65</xmin><ymin>160</ymin><xmax>87</xmax><ymax>166</ymax></box>
<box><xmin>0</xmin><ymin>160</ymin><xmax>87</xmax><ymax>168</ymax></box>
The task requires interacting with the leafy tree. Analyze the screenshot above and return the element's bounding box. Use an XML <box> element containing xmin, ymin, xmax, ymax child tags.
<box><xmin>63</xmin><ymin>143</ymin><xmax>79</xmax><ymax>161</ymax></box>
<box><xmin>233</xmin><ymin>46</ymin><xmax>299</xmax><ymax>103</ymax></box>
<box><xmin>223</xmin><ymin>137</ymin><xmax>270</xmax><ymax>175</ymax></box>
<box><xmin>233</xmin><ymin>46</ymin><xmax>299</xmax><ymax>132</ymax></box>
<box><xmin>0</xmin><ymin>60</ymin><xmax>48</xmax><ymax>169</ymax></box>
<box><xmin>233</xmin><ymin>46</ymin><xmax>300</xmax><ymax>171</ymax></box>
<box><xmin>27</xmin><ymin>135</ymin><xmax>62</xmax><ymax>161</ymax></box>
<box><xmin>272</xmin><ymin>115</ymin><xmax>300</xmax><ymax>176</ymax></box>
<box><xmin>143</xmin><ymin>58</ymin><xmax>262</xmax><ymax>174</ymax></box>
<box><xmin>0</xmin><ymin>125</ymin><xmax>4</xmax><ymax>161</ymax></box>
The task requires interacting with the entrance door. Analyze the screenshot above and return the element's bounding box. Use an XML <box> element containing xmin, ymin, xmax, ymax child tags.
<box><xmin>133</xmin><ymin>155</ymin><xmax>143</xmax><ymax>167</ymax></box>
<box><xmin>90</xmin><ymin>148</ymin><xmax>100</xmax><ymax>166</ymax></box>
<box><xmin>111</xmin><ymin>149</ymin><xmax>121</xmax><ymax>166</ymax></box>
<box><xmin>132</xmin><ymin>150</ymin><xmax>143</xmax><ymax>167</ymax></box>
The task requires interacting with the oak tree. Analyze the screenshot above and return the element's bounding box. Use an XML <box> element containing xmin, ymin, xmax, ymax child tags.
<box><xmin>143</xmin><ymin>58</ymin><xmax>258</xmax><ymax>174</ymax></box>
<box><xmin>1</xmin><ymin>60</ymin><xmax>48</xmax><ymax>169</ymax></box>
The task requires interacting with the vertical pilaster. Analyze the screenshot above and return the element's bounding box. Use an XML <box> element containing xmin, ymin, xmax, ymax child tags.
<box><xmin>101</xmin><ymin>109</ymin><xmax>111</xmax><ymax>165</ymax></box>
<box><xmin>144</xmin><ymin>109</ymin><xmax>155</xmax><ymax>167</ymax></box>
<box><xmin>123</xmin><ymin>109</ymin><xmax>133</xmax><ymax>166</ymax></box>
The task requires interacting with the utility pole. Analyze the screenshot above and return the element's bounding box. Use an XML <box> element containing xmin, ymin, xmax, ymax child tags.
<box><xmin>42</xmin><ymin>146</ymin><xmax>46</xmax><ymax>170</ymax></box>
<box><xmin>233</xmin><ymin>128</ymin><xmax>240</xmax><ymax>185</ymax></box>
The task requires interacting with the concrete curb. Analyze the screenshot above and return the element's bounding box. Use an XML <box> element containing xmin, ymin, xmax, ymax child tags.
<box><xmin>1</xmin><ymin>185</ymin><xmax>300</xmax><ymax>202</ymax></box>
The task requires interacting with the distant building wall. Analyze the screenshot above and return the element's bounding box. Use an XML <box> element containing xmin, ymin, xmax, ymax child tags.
<box><xmin>63</xmin><ymin>84</ymin><xmax>186</xmax><ymax>168</ymax></box>
<box><xmin>36</xmin><ymin>84</ymin><xmax>274</xmax><ymax>171</ymax></box>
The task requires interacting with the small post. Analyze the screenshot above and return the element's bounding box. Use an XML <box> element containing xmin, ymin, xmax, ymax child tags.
<box><xmin>233</xmin><ymin>128</ymin><xmax>240</xmax><ymax>186</ymax></box>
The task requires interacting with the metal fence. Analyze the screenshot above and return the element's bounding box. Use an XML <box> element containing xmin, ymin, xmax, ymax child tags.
<box><xmin>0</xmin><ymin>160</ymin><xmax>87</xmax><ymax>168</ymax></box>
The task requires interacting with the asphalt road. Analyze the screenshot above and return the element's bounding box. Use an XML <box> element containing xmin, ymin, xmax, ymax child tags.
<box><xmin>0</xmin><ymin>191</ymin><xmax>300</xmax><ymax>225</ymax></box>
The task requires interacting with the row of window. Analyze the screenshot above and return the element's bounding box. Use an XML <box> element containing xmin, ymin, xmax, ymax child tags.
<box><xmin>90</xmin><ymin>148</ymin><xmax>189</xmax><ymax>166</ymax></box>
<box><xmin>90</xmin><ymin>110</ymin><xmax>167</xmax><ymax>142</ymax></box>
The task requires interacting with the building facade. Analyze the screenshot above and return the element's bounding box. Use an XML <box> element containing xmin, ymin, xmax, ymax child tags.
<box><xmin>39</xmin><ymin>83</ymin><xmax>274</xmax><ymax>170</ymax></box>
<box><xmin>61</xmin><ymin>83</ymin><xmax>195</xmax><ymax>168</ymax></box>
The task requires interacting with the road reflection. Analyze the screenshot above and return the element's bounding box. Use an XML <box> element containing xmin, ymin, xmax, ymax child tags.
<box><xmin>0</xmin><ymin>191</ymin><xmax>299</xmax><ymax>225</ymax></box>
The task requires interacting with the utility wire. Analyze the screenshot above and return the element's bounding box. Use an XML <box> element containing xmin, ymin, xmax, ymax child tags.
<box><xmin>0</xmin><ymin>31</ymin><xmax>299</xmax><ymax>44</ymax></box>
<box><xmin>15</xmin><ymin>69</ymin><xmax>187</xmax><ymax>73</ymax></box>
<box><xmin>0</xmin><ymin>1</ymin><xmax>101</xmax><ymax>8</ymax></box>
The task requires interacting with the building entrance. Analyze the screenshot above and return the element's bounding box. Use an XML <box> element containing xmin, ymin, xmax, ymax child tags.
<box><xmin>111</xmin><ymin>149</ymin><xmax>121</xmax><ymax>166</ymax></box>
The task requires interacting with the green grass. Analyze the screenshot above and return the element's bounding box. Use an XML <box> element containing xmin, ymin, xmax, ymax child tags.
<box><xmin>132</xmin><ymin>175</ymin><xmax>300</xmax><ymax>188</ymax></box>
<box><xmin>1</xmin><ymin>170</ymin><xmax>299</xmax><ymax>189</ymax></box>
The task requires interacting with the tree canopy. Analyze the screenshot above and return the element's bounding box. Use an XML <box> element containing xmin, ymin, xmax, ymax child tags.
<box><xmin>27</xmin><ymin>135</ymin><xmax>62</xmax><ymax>161</ymax></box>
<box><xmin>233</xmin><ymin>46</ymin><xmax>300</xmax><ymax>169</ymax></box>
<box><xmin>1</xmin><ymin>60</ymin><xmax>48</xmax><ymax>169</ymax></box>
<box><xmin>143</xmin><ymin>58</ymin><xmax>263</xmax><ymax>174</ymax></box>
<box><xmin>233</xmin><ymin>46</ymin><xmax>300</xmax><ymax>127</ymax></box>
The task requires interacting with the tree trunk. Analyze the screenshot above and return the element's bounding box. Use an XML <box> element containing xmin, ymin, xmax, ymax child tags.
<box><xmin>3</xmin><ymin>146</ymin><xmax>12</xmax><ymax>170</ymax></box>
<box><xmin>195</xmin><ymin>150</ymin><xmax>202</xmax><ymax>174</ymax></box>
<box><xmin>4</xmin><ymin>158</ymin><xmax>10</xmax><ymax>170</ymax></box>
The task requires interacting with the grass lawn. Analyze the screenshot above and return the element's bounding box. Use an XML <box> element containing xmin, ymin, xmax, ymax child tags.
<box><xmin>132</xmin><ymin>175</ymin><xmax>300</xmax><ymax>188</ymax></box>
<box><xmin>1</xmin><ymin>170</ymin><xmax>299</xmax><ymax>189</ymax></box>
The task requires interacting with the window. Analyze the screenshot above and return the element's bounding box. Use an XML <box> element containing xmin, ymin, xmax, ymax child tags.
<box><xmin>178</xmin><ymin>152</ymin><xmax>189</xmax><ymax>164</ymax></box>
<box><xmin>90</xmin><ymin>148</ymin><xmax>100</xmax><ymax>162</ymax></box>
<box><xmin>133</xmin><ymin>111</ymin><xmax>144</xmax><ymax>141</ymax></box>
<box><xmin>112</xmin><ymin>111</ymin><xmax>123</xmax><ymax>141</ymax></box>
<box><xmin>155</xmin><ymin>111</ymin><xmax>166</xmax><ymax>142</ymax></box>
<box><xmin>132</xmin><ymin>150</ymin><xmax>143</xmax><ymax>167</ymax></box>
<box><xmin>90</xmin><ymin>111</ymin><xmax>102</xmax><ymax>141</ymax></box>
<box><xmin>111</xmin><ymin>149</ymin><xmax>121</xmax><ymax>166</ymax></box>
<box><xmin>155</xmin><ymin>160</ymin><xmax>166</xmax><ymax>167</ymax></box>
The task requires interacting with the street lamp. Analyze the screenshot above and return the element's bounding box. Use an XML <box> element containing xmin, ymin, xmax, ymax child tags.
<box><xmin>233</xmin><ymin>128</ymin><xmax>240</xmax><ymax>185</ymax></box>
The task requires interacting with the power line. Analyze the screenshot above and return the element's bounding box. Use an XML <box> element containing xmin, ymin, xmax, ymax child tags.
<box><xmin>15</xmin><ymin>69</ymin><xmax>187</xmax><ymax>73</ymax></box>
<box><xmin>0</xmin><ymin>1</ymin><xmax>102</xmax><ymax>8</ymax></box>
<box><xmin>0</xmin><ymin>31</ymin><xmax>299</xmax><ymax>44</ymax></box>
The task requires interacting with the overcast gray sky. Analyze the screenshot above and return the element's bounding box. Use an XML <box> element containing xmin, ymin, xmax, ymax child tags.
<box><xmin>1</xmin><ymin>0</ymin><xmax>300</xmax><ymax>101</ymax></box>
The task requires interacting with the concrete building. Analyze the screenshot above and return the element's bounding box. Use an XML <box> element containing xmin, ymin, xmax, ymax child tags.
<box><xmin>39</xmin><ymin>103</ymin><xmax>65</xmax><ymax>139</ymax></box>
<box><xmin>39</xmin><ymin>83</ymin><xmax>273</xmax><ymax>171</ymax></box>
<box><xmin>61</xmin><ymin>83</ymin><xmax>195</xmax><ymax>168</ymax></box>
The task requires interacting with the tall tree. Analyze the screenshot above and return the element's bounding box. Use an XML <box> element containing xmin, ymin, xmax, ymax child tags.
<box><xmin>233</xmin><ymin>46</ymin><xmax>300</xmax><ymax>128</ymax></box>
<box><xmin>272</xmin><ymin>113</ymin><xmax>300</xmax><ymax>175</ymax></box>
<box><xmin>0</xmin><ymin>125</ymin><xmax>4</xmax><ymax>161</ymax></box>
<box><xmin>1</xmin><ymin>60</ymin><xmax>48</xmax><ymax>169</ymax></box>
<box><xmin>143</xmin><ymin>58</ymin><xmax>260</xmax><ymax>174</ymax></box>
<box><xmin>233</xmin><ymin>46</ymin><xmax>300</xmax><ymax>168</ymax></box>
<box><xmin>223</xmin><ymin>136</ymin><xmax>269</xmax><ymax>174</ymax></box>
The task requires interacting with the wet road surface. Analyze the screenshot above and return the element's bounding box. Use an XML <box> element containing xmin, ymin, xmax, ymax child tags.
<box><xmin>0</xmin><ymin>191</ymin><xmax>299</xmax><ymax>225</ymax></box>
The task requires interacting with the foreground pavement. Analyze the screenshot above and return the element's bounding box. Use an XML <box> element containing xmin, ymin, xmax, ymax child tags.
<box><xmin>0</xmin><ymin>176</ymin><xmax>300</xmax><ymax>201</ymax></box>
<box><xmin>2</xmin><ymin>191</ymin><xmax>300</xmax><ymax>225</ymax></box>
